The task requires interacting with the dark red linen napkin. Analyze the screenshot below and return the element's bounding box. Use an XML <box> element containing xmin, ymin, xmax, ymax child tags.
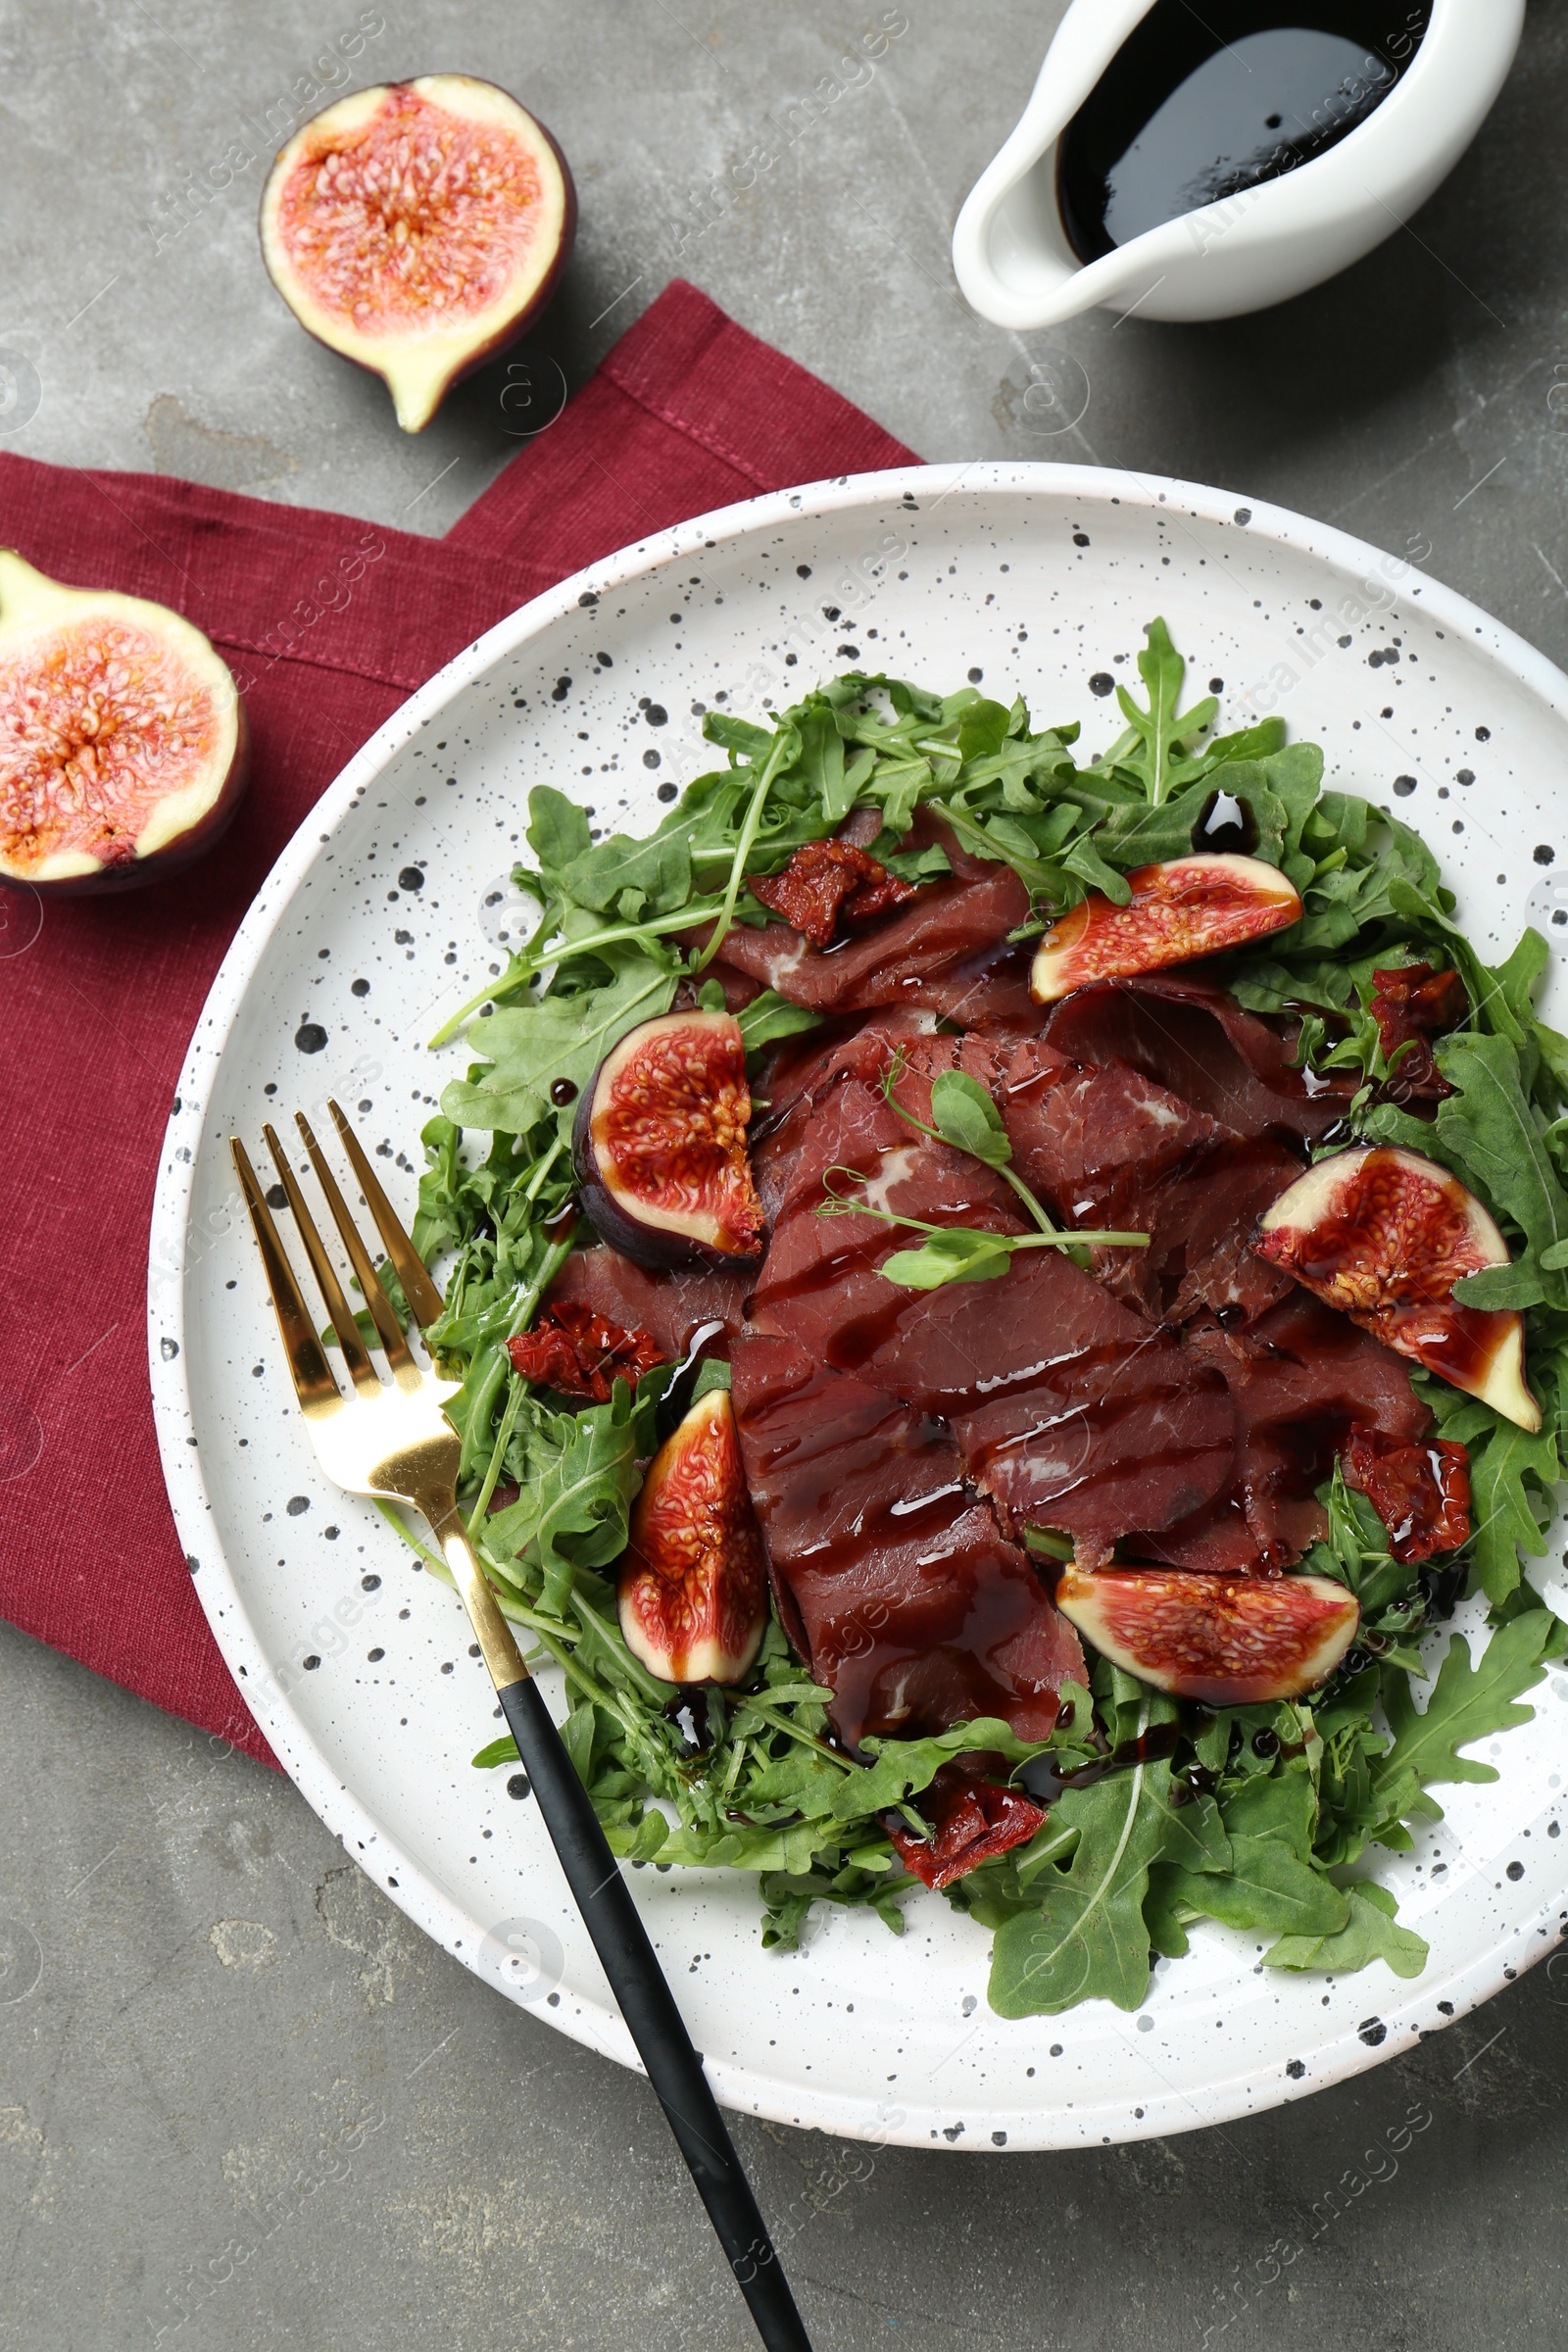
<box><xmin>0</xmin><ymin>280</ymin><xmax>915</xmax><ymax>1767</ymax></box>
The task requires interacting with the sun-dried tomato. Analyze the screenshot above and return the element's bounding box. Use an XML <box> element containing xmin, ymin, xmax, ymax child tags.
<box><xmin>1342</xmin><ymin>1422</ymin><xmax>1471</xmax><ymax>1562</ymax></box>
<box><xmin>883</xmin><ymin>1762</ymin><xmax>1047</xmax><ymax>1891</ymax></box>
<box><xmin>750</xmin><ymin>839</ymin><xmax>917</xmax><ymax>949</ymax></box>
<box><xmin>507</xmin><ymin>1301</ymin><xmax>665</xmax><ymax>1402</ymax></box>
<box><xmin>1370</xmin><ymin>963</ymin><xmax>1468</xmax><ymax>1101</ymax></box>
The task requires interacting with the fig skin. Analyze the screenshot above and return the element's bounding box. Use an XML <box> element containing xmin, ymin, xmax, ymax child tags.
<box><xmin>1056</xmin><ymin>1563</ymin><xmax>1360</xmax><ymax>1706</ymax></box>
<box><xmin>0</xmin><ymin>550</ymin><xmax>249</xmax><ymax>898</ymax></box>
<box><xmin>618</xmin><ymin>1388</ymin><xmax>769</xmax><ymax>1686</ymax></box>
<box><xmin>259</xmin><ymin>74</ymin><xmax>576</xmax><ymax>433</ymax></box>
<box><xmin>574</xmin><ymin>1009</ymin><xmax>765</xmax><ymax>1273</ymax></box>
<box><xmin>1030</xmin><ymin>853</ymin><xmax>1301</xmax><ymax>1004</ymax></box>
<box><xmin>1254</xmin><ymin>1144</ymin><xmax>1540</xmax><ymax>1431</ymax></box>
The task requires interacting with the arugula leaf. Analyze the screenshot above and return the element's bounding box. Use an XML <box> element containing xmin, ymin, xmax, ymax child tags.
<box><xmin>488</xmin><ymin>1370</ymin><xmax>666</xmax><ymax>1616</ymax></box>
<box><xmin>1371</xmin><ymin>1609</ymin><xmax>1558</xmax><ymax>1798</ymax></box>
<box><xmin>1263</xmin><ymin>1882</ymin><xmax>1429</xmax><ymax>1979</ymax></box>
<box><xmin>836</xmin><ymin>1701</ymin><xmax>1091</xmax><ymax>1823</ymax></box>
<box><xmin>988</xmin><ymin>1748</ymin><xmax>1174</xmax><ymax>2016</ymax></box>
<box><xmin>1159</xmin><ymin>1838</ymin><xmax>1348</xmax><ymax>1939</ymax></box>
<box><xmin>524</xmin><ymin>784</ymin><xmax>592</xmax><ymax>876</ymax></box>
<box><xmin>439</xmin><ymin>946</ymin><xmax>675</xmax><ymax>1138</ymax></box>
<box><xmin>733</xmin><ymin>989</ymin><xmax>823</xmax><ymax>1054</ymax></box>
<box><xmin>1435</xmin><ymin>1031</ymin><xmax>1568</xmax><ymax>1310</ymax></box>
<box><xmin>1101</xmin><ymin>619</ymin><xmax>1218</xmax><ymax>808</ymax></box>
<box><xmin>1158</xmin><ymin>1790</ymin><xmax>1232</xmax><ymax>1875</ymax></box>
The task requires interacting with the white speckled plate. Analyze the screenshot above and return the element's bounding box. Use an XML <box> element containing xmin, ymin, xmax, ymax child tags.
<box><xmin>149</xmin><ymin>463</ymin><xmax>1568</xmax><ymax>2152</ymax></box>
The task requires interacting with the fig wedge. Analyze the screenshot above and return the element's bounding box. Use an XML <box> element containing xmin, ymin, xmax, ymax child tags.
<box><xmin>1056</xmin><ymin>1562</ymin><xmax>1359</xmax><ymax>1706</ymax></box>
<box><xmin>1254</xmin><ymin>1145</ymin><xmax>1540</xmax><ymax>1431</ymax></box>
<box><xmin>0</xmin><ymin>550</ymin><xmax>247</xmax><ymax>896</ymax></box>
<box><xmin>619</xmin><ymin>1388</ymin><xmax>768</xmax><ymax>1686</ymax></box>
<box><xmin>574</xmin><ymin>1009</ymin><xmax>764</xmax><ymax>1271</ymax></box>
<box><xmin>1030</xmin><ymin>854</ymin><xmax>1300</xmax><ymax>1004</ymax></box>
<box><xmin>260</xmin><ymin>74</ymin><xmax>575</xmax><ymax>433</ymax></box>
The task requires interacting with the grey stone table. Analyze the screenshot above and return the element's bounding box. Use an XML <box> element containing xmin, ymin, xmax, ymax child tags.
<box><xmin>4</xmin><ymin>4</ymin><xmax>1568</xmax><ymax>2346</ymax></box>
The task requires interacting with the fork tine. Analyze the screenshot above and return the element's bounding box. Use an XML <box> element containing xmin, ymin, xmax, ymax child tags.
<box><xmin>261</xmin><ymin>1123</ymin><xmax>384</xmax><ymax>1394</ymax></box>
<box><xmin>325</xmin><ymin>1098</ymin><xmax>445</xmax><ymax>1329</ymax></box>
<box><xmin>294</xmin><ymin>1111</ymin><xmax>417</xmax><ymax>1373</ymax></box>
<box><xmin>230</xmin><ymin>1139</ymin><xmax>345</xmax><ymax>1415</ymax></box>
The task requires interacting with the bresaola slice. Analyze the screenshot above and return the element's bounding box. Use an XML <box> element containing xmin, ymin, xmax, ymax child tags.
<box><xmin>543</xmin><ymin>1247</ymin><xmax>750</xmax><ymax>1364</ymax></box>
<box><xmin>730</xmin><ymin>1334</ymin><xmax>1083</xmax><ymax>1748</ymax></box>
<box><xmin>749</xmin><ymin>1054</ymin><xmax>1236</xmax><ymax>1563</ymax></box>
<box><xmin>702</xmin><ymin>859</ymin><xmax>1030</xmax><ymax>1015</ymax></box>
<box><xmin>996</xmin><ymin>1039</ymin><xmax>1298</xmax><ymax>1325</ymax></box>
<box><xmin>1132</xmin><ymin>1296</ymin><xmax>1432</xmax><ymax>1572</ymax></box>
<box><xmin>695</xmin><ymin>815</ymin><xmax>1033</xmax><ymax>1021</ymax></box>
<box><xmin>1042</xmin><ymin>972</ymin><xmax>1354</xmax><ymax>1145</ymax></box>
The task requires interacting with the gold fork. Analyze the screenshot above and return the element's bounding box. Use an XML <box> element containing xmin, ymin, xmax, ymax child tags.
<box><xmin>231</xmin><ymin>1102</ymin><xmax>811</xmax><ymax>2352</ymax></box>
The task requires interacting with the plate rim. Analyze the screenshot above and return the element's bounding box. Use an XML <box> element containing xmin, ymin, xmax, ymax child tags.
<box><xmin>148</xmin><ymin>457</ymin><xmax>1568</xmax><ymax>2150</ymax></box>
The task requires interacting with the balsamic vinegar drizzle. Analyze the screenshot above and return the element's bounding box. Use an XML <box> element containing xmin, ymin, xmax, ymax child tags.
<box><xmin>1057</xmin><ymin>2</ymin><xmax>1432</xmax><ymax>266</ymax></box>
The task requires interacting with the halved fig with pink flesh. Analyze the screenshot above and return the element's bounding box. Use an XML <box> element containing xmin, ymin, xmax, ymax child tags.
<box><xmin>574</xmin><ymin>1009</ymin><xmax>764</xmax><ymax>1271</ymax></box>
<box><xmin>260</xmin><ymin>75</ymin><xmax>575</xmax><ymax>433</ymax></box>
<box><xmin>1030</xmin><ymin>854</ymin><xmax>1301</xmax><ymax>1004</ymax></box>
<box><xmin>619</xmin><ymin>1389</ymin><xmax>768</xmax><ymax>1686</ymax></box>
<box><xmin>1056</xmin><ymin>1563</ymin><xmax>1359</xmax><ymax>1706</ymax></box>
<box><xmin>1254</xmin><ymin>1145</ymin><xmax>1539</xmax><ymax>1431</ymax></box>
<box><xmin>0</xmin><ymin>550</ymin><xmax>248</xmax><ymax>896</ymax></box>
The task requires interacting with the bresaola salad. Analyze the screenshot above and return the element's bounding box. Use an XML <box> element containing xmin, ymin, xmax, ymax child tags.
<box><xmin>402</xmin><ymin>622</ymin><xmax>1568</xmax><ymax>2018</ymax></box>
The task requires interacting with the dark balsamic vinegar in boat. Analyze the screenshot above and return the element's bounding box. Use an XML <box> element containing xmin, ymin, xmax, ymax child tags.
<box><xmin>1057</xmin><ymin>2</ymin><xmax>1431</xmax><ymax>266</ymax></box>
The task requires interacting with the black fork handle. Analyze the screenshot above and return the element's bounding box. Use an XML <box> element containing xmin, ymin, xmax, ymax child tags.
<box><xmin>497</xmin><ymin>1676</ymin><xmax>813</xmax><ymax>2352</ymax></box>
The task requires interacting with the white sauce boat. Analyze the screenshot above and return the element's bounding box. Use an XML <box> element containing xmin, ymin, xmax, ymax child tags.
<box><xmin>952</xmin><ymin>0</ymin><xmax>1524</xmax><ymax>328</ymax></box>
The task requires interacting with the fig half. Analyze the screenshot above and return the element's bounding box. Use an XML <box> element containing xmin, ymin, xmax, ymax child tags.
<box><xmin>574</xmin><ymin>1009</ymin><xmax>764</xmax><ymax>1271</ymax></box>
<box><xmin>619</xmin><ymin>1388</ymin><xmax>768</xmax><ymax>1686</ymax></box>
<box><xmin>0</xmin><ymin>550</ymin><xmax>247</xmax><ymax>896</ymax></box>
<box><xmin>1056</xmin><ymin>1563</ymin><xmax>1359</xmax><ymax>1706</ymax></box>
<box><xmin>1030</xmin><ymin>854</ymin><xmax>1301</xmax><ymax>1004</ymax></box>
<box><xmin>1254</xmin><ymin>1145</ymin><xmax>1540</xmax><ymax>1430</ymax></box>
<box><xmin>260</xmin><ymin>75</ymin><xmax>575</xmax><ymax>433</ymax></box>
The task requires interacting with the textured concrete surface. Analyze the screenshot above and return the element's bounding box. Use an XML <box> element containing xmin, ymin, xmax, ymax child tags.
<box><xmin>5</xmin><ymin>2</ymin><xmax>1568</xmax><ymax>2346</ymax></box>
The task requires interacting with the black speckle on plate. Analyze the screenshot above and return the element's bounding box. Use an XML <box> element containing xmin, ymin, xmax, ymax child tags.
<box><xmin>1393</xmin><ymin>776</ymin><xmax>1417</xmax><ymax>798</ymax></box>
<box><xmin>645</xmin><ymin>704</ymin><xmax>668</xmax><ymax>727</ymax></box>
<box><xmin>1286</xmin><ymin>2059</ymin><xmax>1305</xmax><ymax>2080</ymax></box>
<box><xmin>285</xmin><ymin>1494</ymin><xmax>310</xmax><ymax>1516</ymax></box>
<box><xmin>265</xmin><ymin>1184</ymin><xmax>287</xmax><ymax>1210</ymax></box>
<box><xmin>508</xmin><ymin>1773</ymin><xmax>531</xmax><ymax>1800</ymax></box>
<box><xmin>1089</xmin><ymin>672</ymin><xmax>1114</xmax><ymax>697</ymax></box>
<box><xmin>161</xmin><ymin>1337</ymin><xmax>179</xmax><ymax>1360</ymax></box>
<box><xmin>398</xmin><ymin>867</ymin><xmax>424</xmax><ymax>892</ymax></box>
<box><xmin>1535</xmin><ymin>846</ymin><xmax>1555</xmax><ymax>866</ymax></box>
<box><xmin>351</xmin><ymin>978</ymin><xmax>369</xmax><ymax>998</ymax></box>
<box><xmin>1357</xmin><ymin>2017</ymin><xmax>1387</xmax><ymax>2046</ymax></box>
<box><xmin>295</xmin><ymin>1022</ymin><xmax>328</xmax><ymax>1054</ymax></box>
